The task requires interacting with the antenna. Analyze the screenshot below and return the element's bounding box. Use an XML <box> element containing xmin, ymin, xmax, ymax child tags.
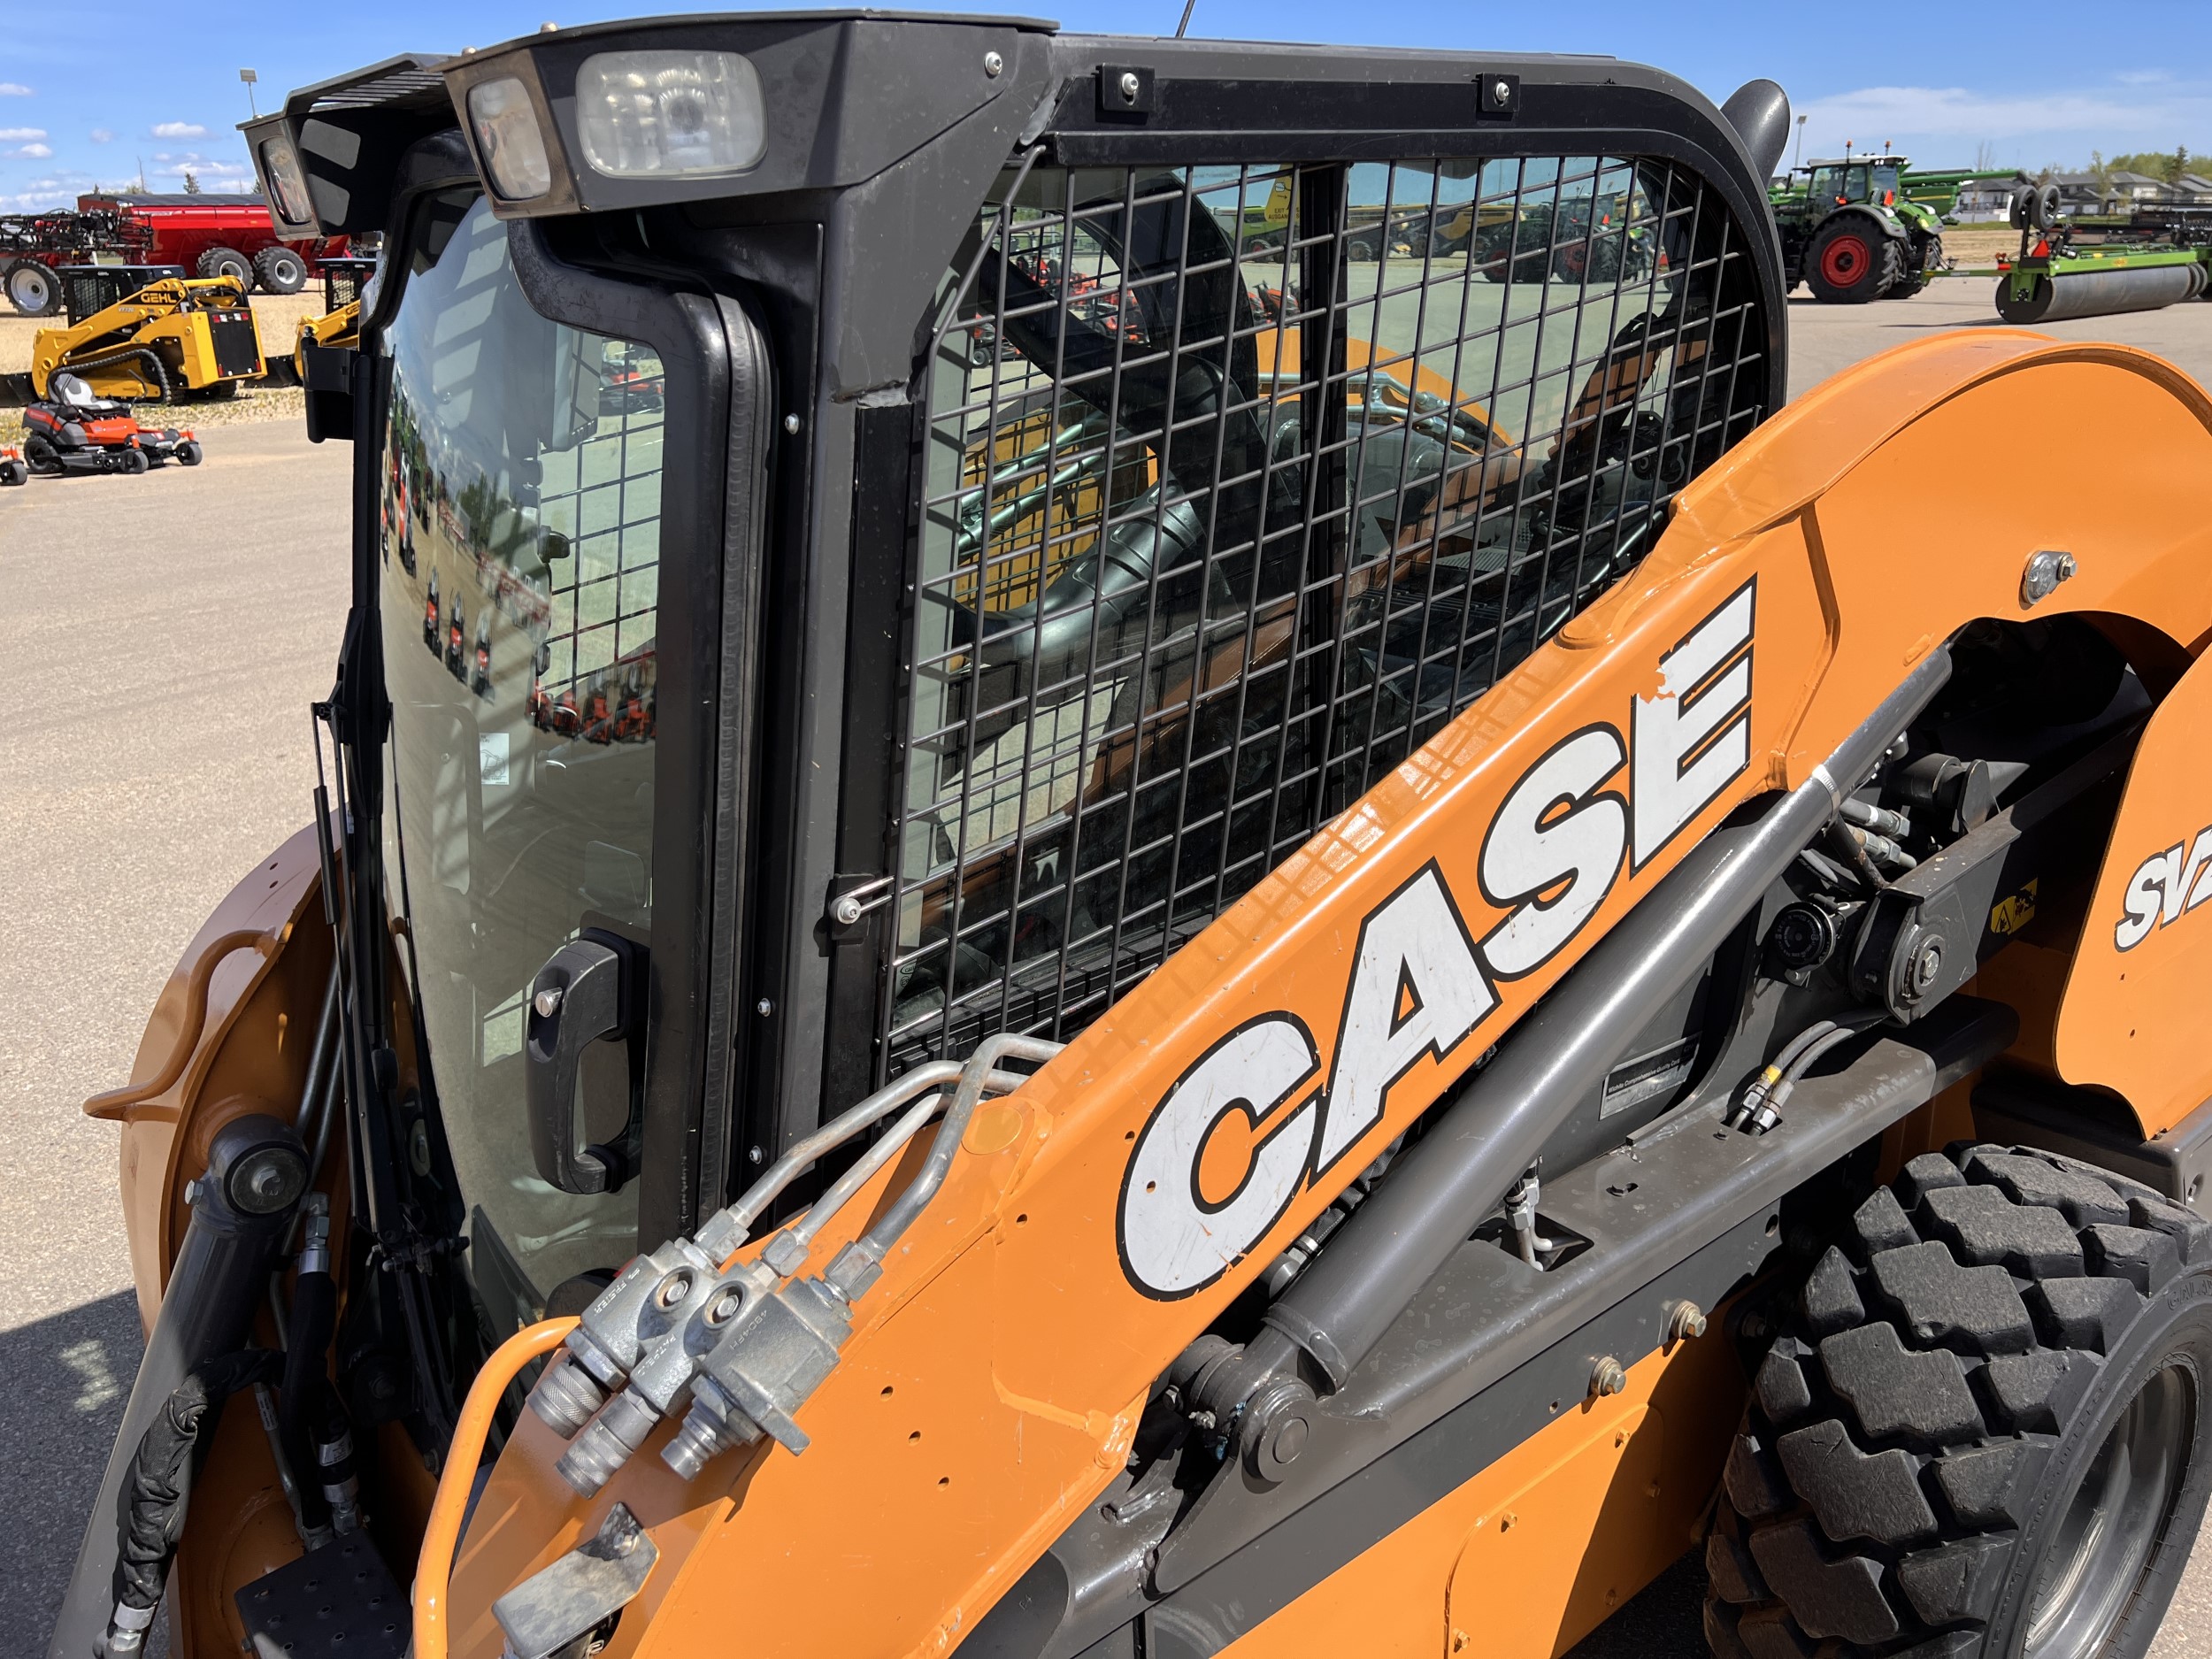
<box><xmin>240</xmin><ymin>68</ymin><xmax>259</xmax><ymax>119</ymax></box>
<box><xmin>1793</xmin><ymin>113</ymin><xmax>1807</xmax><ymax>170</ymax></box>
<box><xmin>1175</xmin><ymin>0</ymin><xmax>1196</xmax><ymax>36</ymax></box>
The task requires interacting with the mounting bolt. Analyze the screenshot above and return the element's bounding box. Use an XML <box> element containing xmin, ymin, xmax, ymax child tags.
<box><xmin>1493</xmin><ymin>78</ymin><xmax>1511</xmax><ymax>104</ymax></box>
<box><xmin>1240</xmin><ymin>1377</ymin><xmax>1317</xmax><ymax>1483</ymax></box>
<box><xmin>655</xmin><ymin>1271</ymin><xmax>693</xmax><ymax>1310</ymax></box>
<box><xmin>2020</xmin><ymin>549</ymin><xmax>2078</xmax><ymax>609</ymax></box>
<box><xmin>1664</xmin><ymin>1301</ymin><xmax>1709</xmax><ymax>1345</ymax></box>
<box><xmin>1119</xmin><ymin>70</ymin><xmax>1141</xmax><ymax>104</ymax></box>
<box><xmin>982</xmin><ymin>50</ymin><xmax>1004</xmax><ymax>77</ymax></box>
<box><xmin>1590</xmin><ymin>1356</ymin><xmax>1627</xmax><ymax>1398</ymax></box>
<box><xmin>783</xmin><ymin>412</ymin><xmax>801</xmax><ymax>434</ymax></box>
<box><xmin>831</xmin><ymin>892</ymin><xmax>865</xmax><ymax>926</ymax></box>
<box><xmin>1910</xmin><ymin>934</ymin><xmax>1946</xmax><ymax>994</ymax></box>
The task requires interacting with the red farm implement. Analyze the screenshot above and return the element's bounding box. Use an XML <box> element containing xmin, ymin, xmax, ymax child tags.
<box><xmin>2</xmin><ymin>194</ymin><xmax>348</xmax><ymax>316</ymax></box>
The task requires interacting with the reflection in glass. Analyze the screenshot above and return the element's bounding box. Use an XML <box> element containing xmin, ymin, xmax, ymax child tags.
<box><xmin>376</xmin><ymin>191</ymin><xmax>665</xmax><ymax>1325</ymax></box>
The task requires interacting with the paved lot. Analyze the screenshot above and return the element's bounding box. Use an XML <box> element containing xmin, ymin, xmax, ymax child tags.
<box><xmin>8</xmin><ymin>293</ymin><xmax>2212</xmax><ymax>1655</ymax></box>
<box><xmin>1788</xmin><ymin>273</ymin><xmax>2212</xmax><ymax>400</ymax></box>
<box><xmin>0</xmin><ymin>422</ymin><xmax>350</xmax><ymax>1650</ymax></box>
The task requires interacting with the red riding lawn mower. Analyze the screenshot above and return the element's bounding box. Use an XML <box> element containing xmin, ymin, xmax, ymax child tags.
<box><xmin>19</xmin><ymin>373</ymin><xmax>204</xmax><ymax>475</ymax></box>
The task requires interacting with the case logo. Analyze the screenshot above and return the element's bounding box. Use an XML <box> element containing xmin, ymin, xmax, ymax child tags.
<box><xmin>2114</xmin><ymin>825</ymin><xmax>2212</xmax><ymax>952</ymax></box>
<box><xmin>1116</xmin><ymin>580</ymin><xmax>1755</xmax><ymax>1298</ymax></box>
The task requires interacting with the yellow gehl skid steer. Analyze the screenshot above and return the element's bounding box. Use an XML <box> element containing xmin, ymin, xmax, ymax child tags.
<box><xmin>28</xmin><ymin>264</ymin><xmax>265</xmax><ymax>401</ymax></box>
<box><xmin>48</xmin><ymin>19</ymin><xmax>2212</xmax><ymax>1659</ymax></box>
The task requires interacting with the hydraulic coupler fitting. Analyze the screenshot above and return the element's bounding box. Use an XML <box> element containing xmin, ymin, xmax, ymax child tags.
<box><xmin>664</xmin><ymin>1273</ymin><xmax>856</xmax><ymax>1479</ymax></box>
<box><xmin>316</xmin><ymin>1425</ymin><xmax>364</xmax><ymax>1535</ymax></box>
<box><xmin>556</xmin><ymin>1259</ymin><xmax>778</xmax><ymax>1497</ymax></box>
<box><xmin>530</xmin><ymin>1236</ymin><xmax>725</xmax><ymax>1439</ymax></box>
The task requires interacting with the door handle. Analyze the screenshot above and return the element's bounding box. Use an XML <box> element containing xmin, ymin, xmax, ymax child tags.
<box><xmin>526</xmin><ymin>929</ymin><xmax>645</xmax><ymax>1195</ymax></box>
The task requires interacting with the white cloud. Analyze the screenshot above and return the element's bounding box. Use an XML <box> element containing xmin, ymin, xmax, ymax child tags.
<box><xmin>11</xmin><ymin>142</ymin><xmax>53</xmax><ymax>158</ymax></box>
<box><xmin>0</xmin><ymin>179</ymin><xmax>80</xmax><ymax>211</ymax></box>
<box><xmin>1796</xmin><ymin>83</ymin><xmax>2212</xmax><ymax>161</ymax></box>
<box><xmin>153</xmin><ymin>155</ymin><xmax>255</xmax><ymax>189</ymax></box>
<box><xmin>89</xmin><ymin>127</ymin><xmax>113</xmax><ymax>143</ymax></box>
<box><xmin>2114</xmin><ymin>70</ymin><xmax>2173</xmax><ymax>87</ymax></box>
<box><xmin>0</xmin><ymin>84</ymin><xmax>32</xmax><ymax>97</ymax></box>
<box><xmin>150</xmin><ymin>121</ymin><xmax>207</xmax><ymax>139</ymax></box>
<box><xmin>0</xmin><ymin>127</ymin><xmax>47</xmax><ymax>141</ymax></box>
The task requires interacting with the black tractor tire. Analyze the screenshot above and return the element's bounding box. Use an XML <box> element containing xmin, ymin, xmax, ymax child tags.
<box><xmin>122</xmin><ymin>447</ymin><xmax>150</xmax><ymax>474</ymax></box>
<box><xmin>253</xmin><ymin>245</ymin><xmax>307</xmax><ymax>295</ymax></box>
<box><xmin>1877</xmin><ymin>234</ymin><xmax>1945</xmax><ymax>302</ymax></box>
<box><xmin>23</xmin><ymin>432</ymin><xmax>62</xmax><ymax>473</ymax></box>
<box><xmin>0</xmin><ymin>457</ymin><xmax>27</xmax><ymax>486</ymax></box>
<box><xmin>4</xmin><ymin>257</ymin><xmax>60</xmax><ymax>317</ymax></box>
<box><xmin>1708</xmin><ymin>1143</ymin><xmax>2212</xmax><ymax>1659</ymax></box>
<box><xmin>196</xmin><ymin>245</ymin><xmax>254</xmax><ymax>288</ymax></box>
<box><xmin>175</xmin><ymin>440</ymin><xmax>204</xmax><ymax>467</ymax></box>
<box><xmin>1554</xmin><ymin>239</ymin><xmax>1624</xmax><ymax>286</ymax></box>
<box><xmin>1806</xmin><ymin>219</ymin><xmax>1904</xmax><ymax>303</ymax></box>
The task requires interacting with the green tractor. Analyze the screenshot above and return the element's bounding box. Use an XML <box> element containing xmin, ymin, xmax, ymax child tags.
<box><xmin>1771</xmin><ymin>155</ymin><xmax>1947</xmax><ymax>302</ymax></box>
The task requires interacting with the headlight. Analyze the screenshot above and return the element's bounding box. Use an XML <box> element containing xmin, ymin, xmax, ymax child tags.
<box><xmin>467</xmin><ymin>76</ymin><xmax>554</xmax><ymax>201</ymax></box>
<box><xmin>575</xmin><ymin>50</ymin><xmax>766</xmax><ymax>179</ymax></box>
<box><xmin>258</xmin><ymin>138</ymin><xmax>311</xmax><ymax>226</ymax></box>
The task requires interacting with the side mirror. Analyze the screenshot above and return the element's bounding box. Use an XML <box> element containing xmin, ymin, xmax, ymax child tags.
<box><xmin>525</xmin><ymin>928</ymin><xmax>648</xmax><ymax>1194</ymax></box>
<box><xmin>300</xmin><ymin>338</ymin><xmax>355</xmax><ymax>445</ymax></box>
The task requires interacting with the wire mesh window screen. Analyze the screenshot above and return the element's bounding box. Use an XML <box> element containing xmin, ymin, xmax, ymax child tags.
<box><xmin>884</xmin><ymin>151</ymin><xmax>1767</xmax><ymax>1073</ymax></box>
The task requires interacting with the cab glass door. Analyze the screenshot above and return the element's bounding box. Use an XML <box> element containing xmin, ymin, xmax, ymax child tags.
<box><xmin>375</xmin><ymin>190</ymin><xmax>667</xmax><ymax>1326</ymax></box>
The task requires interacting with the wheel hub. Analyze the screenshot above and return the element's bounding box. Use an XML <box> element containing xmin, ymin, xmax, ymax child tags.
<box><xmin>1820</xmin><ymin>234</ymin><xmax>1871</xmax><ymax>285</ymax></box>
<box><xmin>2025</xmin><ymin>1363</ymin><xmax>2196</xmax><ymax>1659</ymax></box>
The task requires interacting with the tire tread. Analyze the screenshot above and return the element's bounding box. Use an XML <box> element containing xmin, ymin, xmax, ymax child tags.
<box><xmin>1704</xmin><ymin>1141</ymin><xmax>2201</xmax><ymax>1657</ymax></box>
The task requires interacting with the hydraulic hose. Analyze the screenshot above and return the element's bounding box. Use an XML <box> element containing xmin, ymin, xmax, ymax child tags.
<box><xmin>1246</xmin><ymin>647</ymin><xmax>1954</xmax><ymax>1394</ymax></box>
<box><xmin>47</xmin><ymin>1115</ymin><xmax>307</xmax><ymax>1659</ymax></box>
<box><xmin>104</xmin><ymin>1351</ymin><xmax>283</xmax><ymax>1655</ymax></box>
<box><xmin>1732</xmin><ymin>1008</ymin><xmax>1893</xmax><ymax>1133</ymax></box>
<box><xmin>413</xmin><ymin>1317</ymin><xmax>578</xmax><ymax>1659</ymax></box>
<box><xmin>280</xmin><ymin>1263</ymin><xmax>338</xmax><ymax>1536</ymax></box>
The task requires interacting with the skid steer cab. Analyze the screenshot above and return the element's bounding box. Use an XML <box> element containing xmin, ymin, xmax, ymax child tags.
<box><xmin>53</xmin><ymin>19</ymin><xmax>2212</xmax><ymax>1659</ymax></box>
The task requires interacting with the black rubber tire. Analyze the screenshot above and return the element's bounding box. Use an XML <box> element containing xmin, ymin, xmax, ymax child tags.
<box><xmin>196</xmin><ymin>245</ymin><xmax>254</xmax><ymax>288</ymax></box>
<box><xmin>23</xmin><ymin>432</ymin><xmax>61</xmax><ymax>472</ymax></box>
<box><xmin>122</xmin><ymin>447</ymin><xmax>150</xmax><ymax>474</ymax></box>
<box><xmin>175</xmin><ymin>440</ymin><xmax>203</xmax><ymax>467</ymax></box>
<box><xmin>253</xmin><ymin>245</ymin><xmax>307</xmax><ymax>295</ymax></box>
<box><xmin>4</xmin><ymin>257</ymin><xmax>59</xmax><ymax>317</ymax></box>
<box><xmin>1806</xmin><ymin>219</ymin><xmax>1907</xmax><ymax>303</ymax></box>
<box><xmin>0</xmin><ymin>457</ymin><xmax>26</xmax><ymax>486</ymax></box>
<box><xmin>1708</xmin><ymin>1143</ymin><xmax>2212</xmax><ymax>1659</ymax></box>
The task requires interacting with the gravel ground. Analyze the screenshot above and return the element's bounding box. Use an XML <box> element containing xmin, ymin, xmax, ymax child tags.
<box><xmin>6</xmin><ymin>300</ymin><xmax>2210</xmax><ymax>1659</ymax></box>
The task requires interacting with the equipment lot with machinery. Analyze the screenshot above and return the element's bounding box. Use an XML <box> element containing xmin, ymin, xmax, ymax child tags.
<box><xmin>8</xmin><ymin>19</ymin><xmax>2212</xmax><ymax>1659</ymax></box>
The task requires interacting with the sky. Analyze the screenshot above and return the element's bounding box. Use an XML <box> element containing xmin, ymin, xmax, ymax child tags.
<box><xmin>4</xmin><ymin>0</ymin><xmax>2210</xmax><ymax>210</ymax></box>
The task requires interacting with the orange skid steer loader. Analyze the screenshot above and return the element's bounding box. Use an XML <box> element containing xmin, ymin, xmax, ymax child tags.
<box><xmin>50</xmin><ymin>19</ymin><xmax>2212</xmax><ymax>1659</ymax></box>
